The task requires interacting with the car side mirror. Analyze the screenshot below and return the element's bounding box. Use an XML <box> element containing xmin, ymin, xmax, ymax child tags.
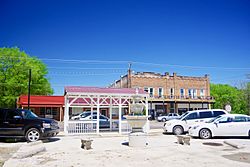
<box><xmin>14</xmin><ymin>115</ymin><xmax>22</xmax><ymax>119</ymax></box>
<box><xmin>214</xmin><ymin>122</ymin><xmax>218</xmax><ymax>127</ymax></box>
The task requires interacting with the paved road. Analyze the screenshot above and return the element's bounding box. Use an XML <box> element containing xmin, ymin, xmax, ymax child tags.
<box><xmin>149</xmin><ymin>120</ymin><xmax>164</xmax><ymax>129</ymax></box>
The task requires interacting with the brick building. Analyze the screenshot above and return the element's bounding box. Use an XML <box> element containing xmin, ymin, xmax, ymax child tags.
<box><xmin>110</xmin><ymin>70</ymin><xmax>214</xmax><ymax>116</ymax></box>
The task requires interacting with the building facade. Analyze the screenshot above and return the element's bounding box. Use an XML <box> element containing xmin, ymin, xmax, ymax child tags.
<box><xmin>17</xmin><ymin>95</ymin><xmax>64</xmax><ymax>121</ymax></box>
<box><xmin>110</xmin><ymin>70</ymin><xmax>214</xmax><ymax>116</ymax></box>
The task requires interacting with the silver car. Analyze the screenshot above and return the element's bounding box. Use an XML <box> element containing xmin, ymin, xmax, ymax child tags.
<box><xmin>157</xmin><ymin>113</ymin><xmax>180</xmax><ymax>122</ymax></box>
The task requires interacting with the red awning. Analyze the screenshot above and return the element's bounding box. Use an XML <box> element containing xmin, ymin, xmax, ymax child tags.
<box><xmin>17</xmin><ymin>95</ymin><xmax>64</xmax><ymax>107</ymax></box>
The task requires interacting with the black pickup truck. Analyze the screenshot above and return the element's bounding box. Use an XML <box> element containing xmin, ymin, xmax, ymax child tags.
<box><xmin>0</xmin><ymin>108</ymin><xmax>59</xmax><ymax>142</ymax></box>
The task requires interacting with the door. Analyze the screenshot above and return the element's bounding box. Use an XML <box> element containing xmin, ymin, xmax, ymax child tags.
<box><xmin>2</xmin><ymin>109</ymin><xmax>25</xmax><ymax>136</ymax></box>
<box><xmin>213</xmin><ymin>116</ymin><xmax>234</xmax><ymax>136</ymax></box>
<box><xmin>45</xmin><ymin>108</ymin><xmax>53</xmax><ymax>119</ymax></box>
<box><xmin>232</xmin><ymin>116</ymin><xmax>249</xmax><ymax>136</ymax></box>
<box><xmin>183</xmin><ymin>112</ymin><xmax>199</xmax><ymax>131</ymax></box>
<box><xmin>0</xmin><ymin>109</ymin><xmax>7</xmax><ymax>135</ymax></box>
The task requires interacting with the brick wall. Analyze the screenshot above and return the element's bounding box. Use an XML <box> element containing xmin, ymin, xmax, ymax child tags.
<box><xmin>128</xmin><ymin>72</ymin><xmax>210</xmax><ymax>97</ymax></box>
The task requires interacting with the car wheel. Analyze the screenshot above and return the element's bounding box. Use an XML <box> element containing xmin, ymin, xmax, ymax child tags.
<box><xmin>199</xmin><ymin>128</ymin><xmax>211</xmax><ymax>139</ymax></box>
<box><xmin>26</xmin><ymin>128</ymin><xmax>40</xmax><ymax>142</ymax></box>
<box><xmin>173</xmin><ymin>126</ymin><xmax>184</xmax><ymax>135</ymax></box>
<box><xmin>162</xmin><ymin>118</ymin><xmax>167</xmax><ymax>122</ymax></box>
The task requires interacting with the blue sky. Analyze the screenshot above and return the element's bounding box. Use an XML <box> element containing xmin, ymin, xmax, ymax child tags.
<box><xmin>0</xmin><ymin>0</ymin><xmax>249</xmax><ymax>95</ymax></box>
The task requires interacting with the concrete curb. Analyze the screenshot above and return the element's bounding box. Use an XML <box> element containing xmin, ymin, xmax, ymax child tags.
<box><xmin>13</xmin><ymin>141</ymin><xmax>46</xmax><ymax>159</ymax></box>
<box><xmin>223</xmin><ymin>140</ymin><xmax>244</xmax><ymax>149</ymax></box>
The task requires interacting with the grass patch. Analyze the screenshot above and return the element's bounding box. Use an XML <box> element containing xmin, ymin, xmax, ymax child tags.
<box><xmin>0</xmin><ymin>161</ymin><xmax>4</xmax><ymax>167</ymax></box>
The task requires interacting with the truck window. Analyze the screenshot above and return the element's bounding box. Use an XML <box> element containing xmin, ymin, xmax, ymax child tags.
<box><xmin>5</xmin><ymin>110</ymin><xmax>20</xmax><ymax>120</ymax></box>
<box><xmin>199</xmin><ymin>111</ymin><xmax>212</xmax><ymax>118</ymax></box>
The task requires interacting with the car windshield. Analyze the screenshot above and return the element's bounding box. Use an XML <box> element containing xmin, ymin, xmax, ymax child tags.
<box><xmin>21</xmin><ymin>110</ymin><xmax>38</xmax><ymax>119</ymax></box>
<box><xmin>206</xmin><ymin>115</ymin><xmax>222</xmax><ymax>123</ymax></box>
<box><xmin>179</xmin><ymin>112</ymin><xmax>190</xmax><ymax>120</ymax></box>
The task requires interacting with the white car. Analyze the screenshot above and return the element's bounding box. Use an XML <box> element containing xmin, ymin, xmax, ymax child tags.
<box><xmin>157</xmin><ymin>113</ymin><xmax>180</xmax><ymax>122</ymax></box>
<box><xmin>189</xmin><ymin>114</ymin><xmax>250</xmax><ymax>139</ymax></box>
<box><xmin>163</xmin><ymin>109</ymin><xmax>227</xmax><ymax>135</ymax></box>
<box><xmin>71</xmin><ymin>111</ymin><xmax>97</xmax><ymax>120</ymax></box>
<box><xmin>79</xmin><ymin>114</ymin><xmax>118</xmax><ymax>128</ymax></box>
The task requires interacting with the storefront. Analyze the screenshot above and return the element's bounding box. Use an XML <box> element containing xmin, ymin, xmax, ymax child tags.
<box><xmin>17</xmin><ymin>95</ymin><xmax>64</xmax><ymax>121</ymax></box>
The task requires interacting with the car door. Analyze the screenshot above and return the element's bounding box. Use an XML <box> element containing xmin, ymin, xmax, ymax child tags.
<box><xmin>0</xmin><ymin>109</ymin><xmax>7</xmax><ymax>135</ymax></box>
<box><xmin>231</xmin><ymin>116</ymin><xmax>249</xmax><ymax>136</ymax></box>
<box><xmin>2</xmin><ymin>109</ymin><xmax>25</xmax><ymax>136</ymax></box>
<box><xmin>183</xmin><ymin>112</ymin><xmax>199</xmax><ymax>131</ymax></box>
<box><xmin>213</xmin><ymin>116</ymin><xmax>234</xmax><ymax>136</ymax></box>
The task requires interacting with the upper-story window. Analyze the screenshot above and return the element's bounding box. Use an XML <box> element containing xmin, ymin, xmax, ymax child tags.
<box><xmin>180</xmin><ymin>88</ymin><xmax>185</xmax><ymax>98</ymax></box>
<box><xmin>158</xmin><ymin>87</ymin><xmax>163</xmax><ymax>97</ymax></box>
<box><xmin>149</xmin><ymin>87</ymin><xmax>154</xmax><ymax>97</ymax></box>
<box><xmin>170</xmin><ymin>88</ymin><xmax>174</xmax><ymax>98</ymax></box>
<box><xmin>144</xmin><ymin>87</ymin><xmax>148</xmax><ymax>92</ymax></box>
<box><xmin>200</xmin><ymin>89</ymin><xmax>205</xmax><ymax>97</ymax></box>
<box><xmin>188</xmin><ymin>89</ymin><xmax>193</xmax><ymax>98</ymax></box>
<box><xmin>193</xmin><ymin>89</ymin><xmax>197</xmax><ymax>98</ymax></box>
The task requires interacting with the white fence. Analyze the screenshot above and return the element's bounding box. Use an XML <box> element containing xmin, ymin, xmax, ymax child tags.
<box><xmin>67</xmin><ymin>120</ymin><xmax>130</xmax><ymax>134</ymax></box>
<box><xmin>67</xmin><ymin>121</ymin><xmax>97</xmax><ymax>134</ymax></box>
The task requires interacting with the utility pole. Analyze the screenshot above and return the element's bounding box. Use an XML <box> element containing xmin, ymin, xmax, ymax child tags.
<box><xmin>128</xmin><ymin>62</ymin><xmax>132</xmax><ymax>88</ymax></box>
<box><xmin>28</xmin><ymin>69</ymin><xmax>31</xmax><ymax>110</ymax></box>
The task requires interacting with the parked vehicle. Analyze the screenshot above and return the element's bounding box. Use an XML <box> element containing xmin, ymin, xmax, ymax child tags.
<box><xmin>157</xmin><ymin>113</ymin><xmax>180</xmax><ymax>122</ymax></box>
<box><xmin>71</xmin><ymin>111</ymin><xmax>97</xmax><ymax>120</ymax></box>
<box><xmin>189</xmin><ymin>114</ymin><xmax>250</xmax><ymax>139</ymax></box>
<box><xmin>79</xmin><ymin>114</ymin><xmax>118</xmax><ymax>128</ymax></box>
<box><xmin>0</xmin><ymin>108</ymin><xmax>59</xmax><ymax>142</ymax></box>
<box><xmin>163</xmin><ymin>109</ymin><xmax>227</xmax><ymax>135</ymax></box>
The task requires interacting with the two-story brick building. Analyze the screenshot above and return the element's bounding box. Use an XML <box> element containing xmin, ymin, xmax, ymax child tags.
<box><xmin>110</xmin><ymin>70</ymin><xmax>214</xmax><ymax>117</ymax></box>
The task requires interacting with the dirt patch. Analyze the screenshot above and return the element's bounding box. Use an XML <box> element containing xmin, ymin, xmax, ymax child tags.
<box><xmin>203</xmin><ymin>142</ymin><xmax>223</xmax><ymax>146</ymax></box>
<box><xmin>223</xmin><ymin>152</ymin><xmax>250</xmax><ymax>164</ymax></box>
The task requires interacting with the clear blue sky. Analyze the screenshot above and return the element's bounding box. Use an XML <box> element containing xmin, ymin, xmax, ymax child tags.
<box><xmin>0</xmin><ymin>0</ymin><xmax>249</xmax><ymax>95</ymax></box>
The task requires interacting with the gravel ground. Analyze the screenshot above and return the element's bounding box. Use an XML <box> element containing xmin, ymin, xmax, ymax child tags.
<box><xmin>2</xmin><ymin>132</ymin><xmax>250</xmax><ymax>167</ymax></box>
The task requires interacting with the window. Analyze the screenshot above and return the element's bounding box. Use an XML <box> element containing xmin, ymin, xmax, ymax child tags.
<box><xmin>233</xmin><ymin>116</ymin><xmax>246</xmax><ymax>122</ymax></box>
<box><xmin>218</xmin><ymin>117</ymin><xmax>232</xmax><ymax>123</ymax></box>
<box><xmin>149</xmin><ymin>87</ymin><xmax>154</xmax><ymax>97</ymax></box>
<box><xmin>5</xmin><ymin>110</ymin><xmax>20</xmax><ymax>120</ymax></box>
<box><xmin>199</xmin><ymin>111</ymin><xmax>212</xmax><ymax>118</ymax></box>
<box><xmin>170</xmin><ymin>88</ymin><xmax>174</xmax><ymax>98</ymax></box>
<box><xmin>158</xmin><ymin>87</ymin><xmax>163</xmax><ymax>97</ymax></box>
<box><xmin>144</xmin><ymin>87</ymin><xmax>148</xmax><ymax>92</ymax></box>
<box><xmin>213</xmin><ymin>111</ymin><xmax>226</xmax><ymax>117</ymax></box>
<box><xmin>185</xmin><ymin>112</ymin><xmax>198</xmax><ymax>120</ymax></box>
<box><xmin>193</xmin><ymin>89</ymin><xmax>197</xmax><ymax>98</ymax></box>
<box><xmin>200</xmin><ymin>89</ymin><xmax>205</xmax><ymax>97</ymax></box>
<box><xmin>40</xmin><ymin>107</ymin><xmax>45</xmax><ymax>115</ymax></box>
<box><xmin>188</xmin><ymin>89</ymin><xmax>193</xmax><ymax>98</ymax></box>
<box><xmin>52</xmin><ymin>108</ymin><xmax>58</xmax><ymax>115</ymax></box>
<box><xmin>180</xmin><ymin>88</ymin><xmax>184</xmax><ymax>98</ymax></box>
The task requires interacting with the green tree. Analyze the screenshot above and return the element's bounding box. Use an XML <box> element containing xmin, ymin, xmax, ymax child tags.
<box><xmin>210</xmin><ymin>83</ymin><xmax>247</xmax><ymax>114</ymax></box>
<box><xmin>0</xmin><ymin>47</ymin><xmax>53</xmax><ymax>108</ymax></box>
<box><xmin>241</xmin><ymin>82</ymin><xmax>250</xmax><ymax>115</ymax></box>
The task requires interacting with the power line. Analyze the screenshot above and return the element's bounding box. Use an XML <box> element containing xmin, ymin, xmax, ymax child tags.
<box><xmin>41</xmin><ymin>58</ymin><xmax>250</xmax><ymax>71</ymax></box>
<box><xmin>47</xmin><ymin>67</ymin><xmax>127</xmax><ymax>70</ymax></box>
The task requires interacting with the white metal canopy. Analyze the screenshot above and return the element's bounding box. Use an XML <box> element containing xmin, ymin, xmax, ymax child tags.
<box><xmin>64</xmin><ymin>86</ymin><xmax>149</xmax><ymax>134</ymax></box>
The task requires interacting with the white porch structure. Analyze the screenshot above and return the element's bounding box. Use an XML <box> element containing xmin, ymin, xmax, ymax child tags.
<box><xmin>64</xmin><ymin>86</ymin><xmax>149</xmax><ymax>134</ymax></box>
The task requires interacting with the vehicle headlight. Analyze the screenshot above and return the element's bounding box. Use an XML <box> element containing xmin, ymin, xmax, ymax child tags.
<box><xmin>43</xmin><ymin>123</ymin><xmax>51</xmax><ymax>128</ymax></box>
<box><xmin>166</xmin><ymin>122</ymin><xmax>171</xmax><ymax>126</ymax></box>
